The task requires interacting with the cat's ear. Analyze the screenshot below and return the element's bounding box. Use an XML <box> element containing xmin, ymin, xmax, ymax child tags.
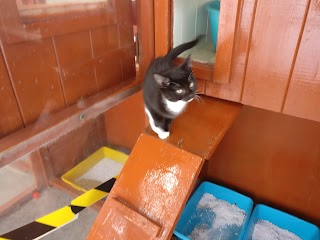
<box><xmin>154</xmin><ymin>74</ymin><xmax>170</xmax><ymax>87</ymax></box>
<box><xmin>181</xmin><ymin>54</ymin><xmax>192</xmax><ymax>69</ymax></box>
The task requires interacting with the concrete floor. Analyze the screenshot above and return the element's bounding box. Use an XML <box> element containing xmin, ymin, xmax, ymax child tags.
<box><xmin>0</xmin><ymin>187</ymin><xmax>98</xmax><ymax>240</ymax></box>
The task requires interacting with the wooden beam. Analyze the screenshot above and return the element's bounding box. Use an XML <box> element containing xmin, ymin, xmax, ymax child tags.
<box><xmin>0</xmin><ymin>79</ymin><xmax>141</xmax><ymax>167</ymax></box>
<box><xmin>29</xmin><ymin>150</ymin><xmax>49</xmax><ymax>190</ymax></box>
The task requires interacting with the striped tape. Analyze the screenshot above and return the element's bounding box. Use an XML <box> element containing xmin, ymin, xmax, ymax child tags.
<box><xmin>0</xmin><ymin>177</ymin><xmax>117</xmax><ymax>240</ymax></box>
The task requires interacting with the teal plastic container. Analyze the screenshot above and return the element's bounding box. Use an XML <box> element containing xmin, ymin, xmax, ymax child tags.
<box><xmin>206</xmin><ymin>1</ymin><xmax>220</xmax><ymax>52</ymax></box>
<box><xmin>243</xmin><ymin>204</ymin><xmax>320</xmax><ymax>240</ymax></box>
<box><xmin>173</xmin><ymin>181</ymin><xmax>254</xmax><ymax>240</ymax></box>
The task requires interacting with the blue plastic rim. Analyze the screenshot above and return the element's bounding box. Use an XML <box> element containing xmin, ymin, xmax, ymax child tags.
<box><xmin>174</xmin><ymin>181</ymin><xmax>254</xmax><ymax>240</ymax></box>
<box><xmin>243</xmin><ymin>204</ymin><xmax>320</xmax><ymax>240</ymax></box>
<box><xmin>206</xmin><ymin>1</ymin><xmax>220</xmax><ymax>52</ymax></box>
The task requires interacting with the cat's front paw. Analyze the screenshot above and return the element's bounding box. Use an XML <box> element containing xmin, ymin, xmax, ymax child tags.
<box><xmin>158</xmin><ymin>131</ymin><xmax>170</xmax><ymax>139</ymax></box>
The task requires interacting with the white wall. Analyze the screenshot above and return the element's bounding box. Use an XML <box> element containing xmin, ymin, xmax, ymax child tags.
<box><xmin>173</xmin><ymin>0</ymin><xmax>212</xmax><ymax>47</ymax></box>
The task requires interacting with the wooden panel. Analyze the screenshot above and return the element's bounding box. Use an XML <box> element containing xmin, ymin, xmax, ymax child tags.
<box><xmin>205</xmin><ymin>106</ymin><xmax>320</xmax><ymax>225</ymax></box>
<box><xmin>136</xmin><ymin>0</ymin><xmax>154</xmax><ymax>77</ymax></box>
<box><xmin>145</xmin><ymin>96</ymin><xmax>242</xmax><ymax>160</ymax></box>
<box><xmin>46</xmin><ymin>116</ymin><xmax>107</xmax><ymax>177</ymax></box>
<box><xmin>213</xmin><ymin>0</ymin><xmax>240</xmax><ymax>84</ymax></box>
<box><xmin>91</xmin><ymin>25</ymin><xmax>119</xmax><ymax>57</ymax></box>
<box><xmin>0</xmin><ymin>80</ymin><xmax>141</xmax><ymax>168</ymax></box>
<box><xmin>87</xmin><ymin>134</ymin><xmax>204</xmax><ymax>240</ymax></box>
<box><xmin>0</xmin><ymin>0</ymin><xmax>116</xmax><ymax>44</ymax></box>
<box><xmin>0</xmin><ymin>50</ymin><xmax>23</xmax><ymax>137</ymax></box>
<box><xmin>242</xmin><ymin>0</ymin><xmax>309</xmax><ymax>112</ymax></box>
<box><xmin>54</xmin><ymin>31</ymin><xmax>97</xmax><ymax>105</ymax></box>
<box><xmin>154</xmin><ymin>0</ymin><xmax>170</xmax><ymax>57</ymax></box>
<box><xmin>105</xmin><ymin>91</ymin><xmax>146</xmax><ymax>149</ymax></box>
<box><xmin>95</xmin><ymin>52</ymin><xmax>123</xmax><ymax>91</ymax></box>
<box><xmin>115</xmin><ymin>0</ymin><xmax>134</xmax><ymax>48</ymax></box>
<box><xmin>2</xmin><ymin>39</ymin><xmax>65</xmax><ymax>125</ymax></box>
<box><xmin>283</xmin><ymin>1</ymin><xmax>320</xmax><ymax>122</ymax></box>
<box><xmin>121</xmin><ymin>44</ymin><xmax>136</xmax><ymax>81</ymax></box>
<box><xmin>205</xmin><ymin>0</ymin><xmax>256</xmax><ymax>102</ymax></box>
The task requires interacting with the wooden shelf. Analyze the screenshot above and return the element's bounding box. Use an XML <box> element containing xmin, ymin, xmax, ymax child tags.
<box><xmin>145</xmin><ymin>96</ymin><xmax>242</xmax><ymax>159</ymax></box>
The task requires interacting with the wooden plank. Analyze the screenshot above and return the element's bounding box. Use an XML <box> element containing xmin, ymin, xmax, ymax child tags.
<box><xmin>0</xmin><ymin>0</ymin><xmax>116</xmax><ymax>44</ymax></box>
<box><xmin>87</xmin><ymin>134</ymin><xmax>204</xmax><ymax>239</ymax></box>
<box><xmin>145</xmin><ymin>96</ymin><xmax>242</xmax><ymax>160</ymax></box>
<box><xmin>49</xmin><ymin>178</ymin><xmax>103</xmax><ymax>212</ymax></box>
<box><xmin>47</xmin><ymin>116</ymin><xmax>107</xmax><ymax>177</ymax></box>
<box><xmin>0</xmin><ymin>80</ymin><xmax>141</xmax><ymax>168</ymax></box>
<box><xmin>242</xmin><ymin>0</ymin><xmax>309</xmax><ymax>112</ymax></box>
<box><xmin>0</xmin><ymin>50</ymin><xmax>24</xmax><ymax>137</ymax></box>
<box><xmin>115</xmin><ymin>0</ymin><xmax>134</xmax><ymax>48</ymax></box>
<box><xmin>136</xmin><ymin>0</ymin><xmax>155</xmax><ymax>78</ymax></box>
<box><xmin>1</xmin><ymin>38</ymin><xmax>65</xmax><ymax>125</ymax></box>
<box><xmin>154</xmin><ymin>0</ymin><xmax>170</xmax><ymax>57</ymax></box>
<box><xmin>105</xmin><ymin>91</ymin><xmax>146</xmax><ymax>149</ymax></box>
<box><xmin>53</xmin><ymin>31</ymin><xmax>97</xmax><ymax>106</ymax></box>
<box><xmin>213</xmin><ymin>0</ymin><xmax>240</xmax><ymax>84</ymax></box>
<box><xmin>90</xmin><ymin>25</ymin><xmax>119</xmax><ymax>57</ymax></box>
<box><xmin>205</xmin><ymin>0</ymin><xmax>256</xmax><ymax>102</ymax></box>
<box><xmin>29</xmin><ymin>150</ymin><xmax>49</xmax><ymax>190</ymax></box>
<box><xmin>283</xmin><ymin>0</ymin><xmax>320</xmax><ymax>122</ymax></box>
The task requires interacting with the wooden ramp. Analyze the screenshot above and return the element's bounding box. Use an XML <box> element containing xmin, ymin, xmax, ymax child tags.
<box><xmin>87</xmin><ymin>96</ymin><xmax>242</xmax><ymax>240</ymax></box>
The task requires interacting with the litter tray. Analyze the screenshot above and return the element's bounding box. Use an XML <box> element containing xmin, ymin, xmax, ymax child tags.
<box><xmin>61</xmin><ymin>147</ymin><xmax>128</xmax><ymax>192</ymax></box>
<box><xmin>243</xmin><ymin>204</ymin><xmax>320</xmax><ymax>240</ymax></box>
<box><xmin>174</xmin><ymin>181</ymin><xmax>253</xmax><ymax>240</ymax></box>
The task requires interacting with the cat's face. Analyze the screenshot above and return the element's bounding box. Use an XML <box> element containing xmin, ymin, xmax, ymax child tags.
<box><xmin>154</xmin><ymin>57</ymin><xmax>196</xmax><ymax>102</ymax></box>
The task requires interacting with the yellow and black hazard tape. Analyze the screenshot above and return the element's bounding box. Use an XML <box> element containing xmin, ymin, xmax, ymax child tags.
<box><xmin>0</xmin><ymin>177</ymin><xmax>117</xmax><ymax>240</ymax></box>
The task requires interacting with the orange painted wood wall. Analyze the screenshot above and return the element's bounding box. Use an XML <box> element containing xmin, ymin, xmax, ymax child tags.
<box><xmin>0</xmin><ymin>0</ymin><xmax>136</xmax><ymax>137</ymax></box>
<box><xmin>205</xmin><ymin>105</ymin><xmax>320</xmax><ymax>226</ymax></box>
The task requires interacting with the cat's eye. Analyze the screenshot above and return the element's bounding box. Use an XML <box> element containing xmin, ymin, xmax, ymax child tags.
<box><xmin>176</xmin><ymin>89</ymin><xmax>184</xmax><ymax>94</ymax></box>
<box><xmin>190</xmin><ymin>82</ymin><xmax>194</xmax><ymax>88</ymax></box>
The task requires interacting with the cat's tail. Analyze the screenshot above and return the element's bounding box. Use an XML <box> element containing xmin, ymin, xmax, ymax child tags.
<box><xmin>165</xmin><ymin>35</ymin><xmax>203</xmax><ymax>60</ymax></box>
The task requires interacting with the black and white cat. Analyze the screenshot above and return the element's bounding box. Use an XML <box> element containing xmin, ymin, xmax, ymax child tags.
<box><xmin>143</xmin><ymin>37</ymin><xmax>200</xmax><ymax>139</ymax></box>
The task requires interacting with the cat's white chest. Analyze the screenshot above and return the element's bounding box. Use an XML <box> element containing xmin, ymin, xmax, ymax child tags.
<box><xmin>164</xmin><ymin>98</ymin><xmax>187</xmax><ymax>115</ymax></box>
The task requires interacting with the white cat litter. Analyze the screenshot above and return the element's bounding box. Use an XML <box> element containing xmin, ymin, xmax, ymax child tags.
<box><xmin>74</xmin><ymin>158</ymin><xmax>124</xmax><ymax>190</ymax></box>
<box><xmin>252</xmin><ymin>220</ymin><xmax>302</xmax><ymax>240</ymax></box>
<box><xmin>189</xmin><ymin>193</ymin><xmax>246</xmax><ymax>240</ymax></box>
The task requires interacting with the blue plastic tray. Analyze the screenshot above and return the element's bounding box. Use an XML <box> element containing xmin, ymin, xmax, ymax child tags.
<box><xmin>243</xmin><ymin>204</ymin><xmax>320</xmax><ymax>240</ymax></box>
<box><xmin>206</xmin><ymin>1</ymin><xmax>220</xmax><ymax>52</ymax></box>
<box><xmin>174</xmin><ymin>181</ymin><xmax>254</xmax><ymax>240</ymax></box>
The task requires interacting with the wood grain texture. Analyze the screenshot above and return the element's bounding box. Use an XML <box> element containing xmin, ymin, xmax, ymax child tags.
<box><xmin>136</xmin><ymin>0</ymin><xmax>154</xmax><ymax>78</ymax></box>
<box><xmin>0</xmin><ymin>0</ymin><xmax>116</xmax><ymax>44</ymax></box>
<box><xmin>115</xmin><ymin>0</ymin><xmax>134</xmax><ymax>48</ymax></box>
<box><xmin>87</xmin><ymin>134</ymin><xmax>204</xmax><ymax>240</ymax></box>
<box><xmin>145</xmin><ymin>96</ymin><xmax>242</xmax><ymax>159</ymax></box>
<box><xmin>105</xmin><ymin>91</ymin><xmax>146</xmax><ymax>149</ymax></box>
<box><xmin>0</xmin><ymin>80</ymin><xmax>141</xmax><ymax>167</ymax></box>
<box><xmin>0</xmin><ymin>50</ymin><xmax>24</xmax><ymax>137</ymax></box>
<box><xmin>46</xmin><ymin>116</ymin><xmax>107</xmax><ymax>177</ymax></box>
<box><xmin>242</xmin><ymin>0</ymin><xmax>309</xmax><ymax>112</ymax></box>
<box><xmin>54</xmin><ymin>31</ymin><xmax>97</xmax><ymax>106</ymax></box>
<box><xmin>213</xmin><ymin>0</ymin><xmax>240</xmax><ymax>84</ymax></box>
<box><xmin>154</xmin><ymin>0</ymin><xmax>170</xmax><ymax>57</ymax></box>
<box><xmin>206</xmin><ymin>106</ymin><xmax>320</xmax><ymax>226</ymax></box>
<box><xmin>2</xmin><ymin>39</ymin><xmax>65</xmax><ymax>125</ymax></box>
<box><xmin>205</xmin><ymin>0</ymin><xmax>256</xmax><ymax>102</ymax></box>
<box><xmin>283</xmin><ymin>0</ymin><xmax>320</xmax><ymax>122</ymax></box>
<box><xmin>91</xmin><ymin>25</ymin><xmax>119</xmax><ymax>57</ymax></box>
